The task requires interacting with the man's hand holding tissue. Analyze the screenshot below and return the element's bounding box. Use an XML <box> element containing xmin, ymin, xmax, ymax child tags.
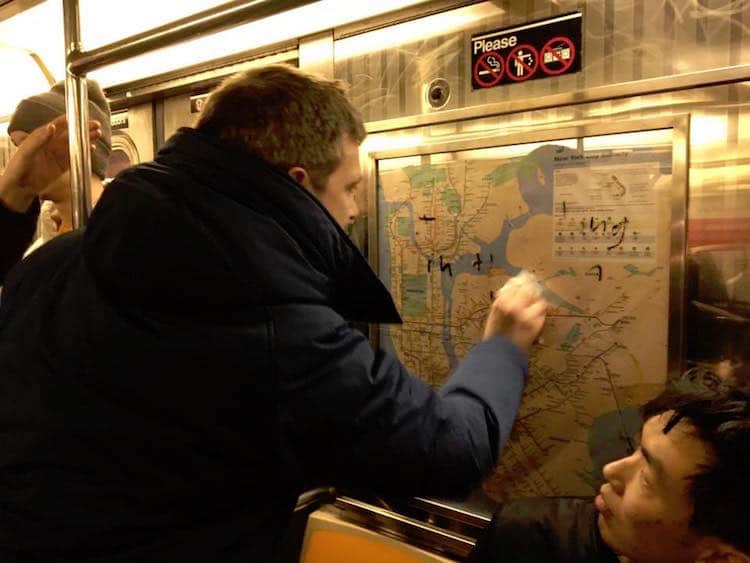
<box><xmin>482</xmin><ymin>272</ymin><xmax>548</xmax><ymax>353</ymax></box>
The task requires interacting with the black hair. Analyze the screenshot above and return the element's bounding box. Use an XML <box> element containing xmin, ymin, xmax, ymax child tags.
<box><xmin>641</xmin><ymin>366</ymin><xmax>750</xmax><ymax>554</ymax></box>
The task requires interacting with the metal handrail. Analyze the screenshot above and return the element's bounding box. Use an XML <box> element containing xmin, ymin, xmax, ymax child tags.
<box><xmin>63</xmin><ymin>0</ymin><xmax>90</xmax><ymax>229</ymax></box>
<box><xmin>68</xmin><ymin>0</ymin><xmax>315</xmax><ymax>74</ymax></box>
<box><xmin>62</xmin><ymin>0</ymin><xmax>316</xmax><ymax>227</ymax></box>
<box><xmin>410</xmin><ymin>496</ymin><xmax>492</xmax><ymax>528</ymax></box>
<box><xmin>335</xmin><ymin>496</ymin><xmax>477</xmax><ymax>558</ymax></box>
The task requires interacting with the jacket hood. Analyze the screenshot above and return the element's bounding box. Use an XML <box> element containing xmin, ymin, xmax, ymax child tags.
<box><xmin>84</xmin><ymin>127</ymin><xmax>401</xmax><ymax>324</ymax></box>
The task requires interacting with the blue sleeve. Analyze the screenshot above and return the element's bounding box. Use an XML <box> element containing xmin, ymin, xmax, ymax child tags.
<box><xmin>273</xmin><ymin>305</ymin><xmax>527</xmax><ymax>497</ymax></box>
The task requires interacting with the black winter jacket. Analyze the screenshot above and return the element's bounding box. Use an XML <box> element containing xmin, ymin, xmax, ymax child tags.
<box><xmin>0</xmin><ymin>197</ymin><xmax>39</xmax><ymax>284</ymax></box>
<box><xmin>467</xmin><ymin>497</ymin><xmax>620</xmax><ymax>563</ymax></box>
<box><xmin>0</xmin><ymin>128</ymin><xmax>527</xmax><ymax>562</ymax></box>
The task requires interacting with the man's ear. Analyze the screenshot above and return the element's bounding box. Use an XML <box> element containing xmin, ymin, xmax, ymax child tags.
<box><xmin>288</xmin><ymin>166</ymin><xmax>313</xmax><ymax>191</ymax></box>
<box><xmin>698</xmin><ymin>540</ymin><xmax>750</xmax><ymax>563</ymax></box>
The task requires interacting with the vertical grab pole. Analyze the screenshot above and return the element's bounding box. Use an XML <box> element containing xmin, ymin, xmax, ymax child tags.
<box><xmin>62</xmin><ymin>0</ymin><xmax>92</xmax><ymax>228</ymax></box>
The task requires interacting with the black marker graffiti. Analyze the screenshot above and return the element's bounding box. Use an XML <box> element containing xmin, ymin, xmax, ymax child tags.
<box><xmin>472</xmin><ymin>253</ymin><xmax>483</xmax><ymax>271</ymax></box>
<box><xmin>587</xmin><ymin>264</ymin><xmax>603</xmax><ymax>281</ymax></box>
<box><xmin>583</xmin><ymin>215</ymin><xmax>630</xmax><ymax>251</ymax></box>
<box><xmin>608</xmin><ymin>217</ymin><xmax>629</xmax><ymax>250</ymax></box>
<box><xmin>439</xmin><ymin>255</ymin><xmax>453</xmax><ymax>277</ymax></box>
<box><xmin>610</xmin><ymin>174</ymin><xmax>626</xmax><ymax>197</ymax></box>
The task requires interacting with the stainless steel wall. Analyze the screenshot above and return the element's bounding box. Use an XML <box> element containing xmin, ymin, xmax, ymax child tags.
<box><xmin>335</xmin><ymin>1</ymin><xmax>750</xmax><ymax>121</ymax></box>
<box><xmin>162</xmin><ymin>94</ymin><xmax>196</xmax><ymax>141</ymax></box>
<box><xmin>111</xmin><ymin>102</ymin><xmax>154</xmax><ymax>167</ymax></box>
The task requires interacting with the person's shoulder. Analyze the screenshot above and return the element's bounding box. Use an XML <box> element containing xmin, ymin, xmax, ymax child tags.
<box><xmin>2</xmin><ymin>229</ymin><xmax>84</xmax><ymax>306</ymax></box>
<box><xmin>98</xmin><ymin>161</ymin><xmax>176</xmax><ymax>206</ymax></box>
<box><xmin>498</xmin><ymin>495</ymin><xmax>589</xmax><ymax>517</ymax></box>
<box><xmin>10</xmin><ymin>228</ymin><xmax>82</xmax><ymax>276</ymax></box>
<box><xmin>491</xmin><ymin>496</ymin><xmax>593</xmax><ymax>540</ymax></box>
<box><xmin>469</xmin><ymin>497</ymin><xmax>617</xmax><ymax>563</ymax></box>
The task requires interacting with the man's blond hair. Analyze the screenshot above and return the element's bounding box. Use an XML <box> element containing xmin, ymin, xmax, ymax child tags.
<box><xmin>196</xmin><ymin>65</ymin><xmax>366</xmax><ymax>188</ymax></box>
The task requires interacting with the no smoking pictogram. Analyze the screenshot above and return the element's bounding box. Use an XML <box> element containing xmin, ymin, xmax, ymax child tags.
<box><xmin>506</xmin><ymin>44</ymin><xmax>539</xmax><ymax>82</ymax></box>
<box><xmin>473</xmin><ymin>51</ymin><xmax>505</xmax><ymax>88</ymax></box>
<box><xmin>540</xmin><ymin>36</ymin><xmax>576</xmax><ymax>75</ymax></box>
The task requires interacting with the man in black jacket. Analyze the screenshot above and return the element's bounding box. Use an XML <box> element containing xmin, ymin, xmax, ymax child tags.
<box><xmin>0</xmin><ymin>65</ymin><xmax>546</xmax><ymax>561</ymax></box>
<box><xmin>468</xmin><ymin>368</ymin><xmax>750</xmax><ymax>563</ymax></box>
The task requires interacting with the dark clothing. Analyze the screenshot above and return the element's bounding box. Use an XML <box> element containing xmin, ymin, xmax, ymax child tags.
<box><xmin>467</xmin><ymin>497</ymin><xmax>619</xmax><ymax>563</ymax></box>
<box><xmin>0</xmin><ymin>128</ymin><xmax>528</xmax><ymax>562</ymax></box>
<box><xmin>0</xmin><ymin>197</ymin><xmax>39</xmax><ymax>284</ymax></box>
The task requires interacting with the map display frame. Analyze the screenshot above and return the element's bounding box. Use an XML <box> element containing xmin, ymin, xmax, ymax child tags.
<box><xmin>365</xmin><ymin>116</ymin><xmax>689</xmax><ymax>502</ymax></box>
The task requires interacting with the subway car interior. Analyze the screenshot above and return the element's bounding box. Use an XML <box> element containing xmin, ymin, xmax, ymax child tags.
<box><xmin>1</xmin><ymin>0</ymin><xmax>749</xmax><ymax>561</ymax></box>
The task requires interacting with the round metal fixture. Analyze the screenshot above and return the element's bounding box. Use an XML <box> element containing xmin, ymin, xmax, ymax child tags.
<box><xmin>426</xmin><ymin>78</ymin><xmax>451</xmax><ymax>109</ymax></box>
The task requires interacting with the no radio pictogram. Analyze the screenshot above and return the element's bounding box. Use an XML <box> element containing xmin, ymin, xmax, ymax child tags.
<box><xmin>506</xmin><ymin>44</ymin><xmax>539</xmax><ymax>81</ymax></box>
<box><xmin>473</xmin><ymin>51</ymin><xmax>505</xmax><ymax>87</ymax></box>
<box><xmin>540</xmin><ymin>36</ymin><xmax>576</xmax><ymax>75</ymax></box>
<box><xmin>470</xmin><ymin>12</ymin><xmax>582</xmax><ymax>89</ymax></box>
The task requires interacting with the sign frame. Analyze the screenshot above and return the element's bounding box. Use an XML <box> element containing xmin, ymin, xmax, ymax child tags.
<box><xmin>471</xmin><ymin>12</ymin><xmax>583</xmax><ymax>89</ymax></box>
<box><xmin>365</xmin><ymin>115</ymin><xmax>690</xmax><ymax>380</ymax></box>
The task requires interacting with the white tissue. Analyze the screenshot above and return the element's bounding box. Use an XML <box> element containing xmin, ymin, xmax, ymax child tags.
<box><xmin>497</xmin><ymin>270</ymin><xmax>544</xmax><ymax>298</ymax></box>
<box><xmin>497</xmin><ymin>270</ymin><xmax>546</xmax><ymax>344</ymax></box>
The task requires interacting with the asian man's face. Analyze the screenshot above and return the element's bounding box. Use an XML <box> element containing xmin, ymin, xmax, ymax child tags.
<box><xmin>596</xmin><ymin>412</ymin><xmax>713</xmax><ymax>563</ymax></box>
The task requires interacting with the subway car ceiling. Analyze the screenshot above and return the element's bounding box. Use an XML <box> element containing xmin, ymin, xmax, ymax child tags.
<box><xmin>2</xmin><ymin>1</ymin><xmax>750</xmax><ymax>559</ymax></box>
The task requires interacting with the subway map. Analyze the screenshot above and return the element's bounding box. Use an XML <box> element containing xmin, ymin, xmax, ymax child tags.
<box><xmin>377</xmin><ymin>143</ymin><xmax>673</xmax><ymax>498</ymax></box>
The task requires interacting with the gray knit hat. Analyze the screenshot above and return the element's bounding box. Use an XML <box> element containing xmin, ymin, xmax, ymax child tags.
<box><xmin>8</xmin><ymin>80</ymin><xmax>112</xmax><ymax>179</ymax></box>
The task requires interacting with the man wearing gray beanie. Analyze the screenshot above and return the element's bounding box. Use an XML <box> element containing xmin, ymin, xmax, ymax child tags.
<box><xmin>0</xmin><ymin>80</ymin><xmax>111</xmax><ymax>284</ymax></box>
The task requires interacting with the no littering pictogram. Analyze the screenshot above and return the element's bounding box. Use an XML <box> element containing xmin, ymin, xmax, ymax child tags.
<box><xmin>540</xmin><ymin>36</ymin><xmax>576</xmax><ymax>75</ymax></box>
<box><xmin>473</xmin><ymin>51</ymin><xmax>505</xmax><ymax>87</ymax></box>
<box><xmin>506</xmin><ymin>44</ymin><xmax>539</xmax><ymax>81</ymax></box>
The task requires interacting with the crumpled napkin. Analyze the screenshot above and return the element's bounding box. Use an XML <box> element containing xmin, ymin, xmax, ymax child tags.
<box><xmin>23</xmin><ymin>200</ymin><xmax>63</xmax><ymax>258</ymax></box>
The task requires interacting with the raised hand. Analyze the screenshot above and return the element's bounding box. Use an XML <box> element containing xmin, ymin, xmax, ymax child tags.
<box><xmin>0</xmin><ymin>116</ymin><xmax>101</xmax><ymax>212</ymax></box>
<box><xmin>483</xmin><ymin>277</ymin><xmax>547</xmax><ymax>353</ymax></box>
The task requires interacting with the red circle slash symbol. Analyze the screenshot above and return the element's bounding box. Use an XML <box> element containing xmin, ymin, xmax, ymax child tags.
<box><xmin>505</xmin><ymin>44</ymin><xmax>539</xmax><ymax>82</ymax></box>
<box><xmin>473</xmin><ymin>51</ymin><xmax>505</xmax><ymax>87</ymax></box>
<box><xmin>540</xmin><ymin>36</ymin><xmax>576</xmax><ymax>75</ymax></box>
